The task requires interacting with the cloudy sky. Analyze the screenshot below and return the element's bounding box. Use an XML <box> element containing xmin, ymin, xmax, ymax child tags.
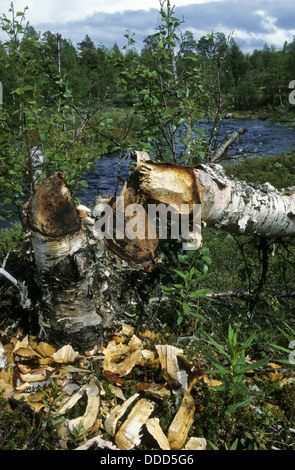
<box><xmin>0</xmin><ymin>0</ymin><xmax>295</xmax><ymax>53</ymax></box>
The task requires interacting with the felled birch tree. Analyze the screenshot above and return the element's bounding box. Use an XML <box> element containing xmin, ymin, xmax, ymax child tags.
<box><xmin>132</xmin><ymin>153</ymin><xmax>295</xmax><ymax>239</ymax></box>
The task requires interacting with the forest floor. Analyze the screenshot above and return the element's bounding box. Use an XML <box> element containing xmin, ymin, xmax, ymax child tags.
<box><xmin>1</xmin><ymin>309</ymin><xmax>295</xmax><ymax>451</ymax></box>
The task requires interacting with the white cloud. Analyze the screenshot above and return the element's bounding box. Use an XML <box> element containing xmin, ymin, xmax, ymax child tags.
<box><xmin>253</xmin><ymin>9</ymin><xmax>295</xmax><ymax>48</ymax></box>
<box><xmin>255</xmin><ymin>9</ymin><xmax>277</xmax><ymax>33</ymax></box>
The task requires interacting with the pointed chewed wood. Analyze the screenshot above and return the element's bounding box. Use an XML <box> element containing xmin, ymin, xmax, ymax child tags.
<box><xmin>168</xmin><ymin>390</ymin><xmax>196</xmax><ymax>450</ymax></box>
<box><xmin>94</xmin><ymin>184</ymin><xmax>159</xmax><ymax>265</ymax></box>
<box><xmin>146</xmin><ymin>418</ymin><xmax>171</xmax><ymax>450</ymax></box>
<box><xmin>26</xmin><ymin>173</ymin><xmax>106</xmax><ymax>350</ymax></box>
<box><xmin>104</xmin><ymin>393</ymin><xmax>140</xmax><ymax>437</ymax></box>
<box><xmin>115</xmin><ymin>398</ymin><xmax>155</xmax><ymax>450</ymax></box>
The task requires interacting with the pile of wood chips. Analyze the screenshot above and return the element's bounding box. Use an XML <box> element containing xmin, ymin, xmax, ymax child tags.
<box><xmin>0</xmin><ymin>324</ymin><xmax>210</xmax><ymax>451</ymax></box>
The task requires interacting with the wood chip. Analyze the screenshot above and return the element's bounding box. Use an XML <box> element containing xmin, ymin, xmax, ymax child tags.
<box><xmin>0</xmin><ymin>369</ymin><xmax>13</xmax><ymax>386</ymax></box>
<box><xmin>13</xmin><ymin>346</ymin><xmax>39</xmax><ymax>360</ymax></box>
<box><xmin>103</xmin><ymin>337</ymin><xmax>143</xmax><ymax>377</ymax></box>
<box><xmin>168</xmin><ymin>390</ymin><xmax>196</xmax><ymax>450</ymax></box>
<box><xmin>0</xmin><ymin>379</ymin><xmax>13</xmax><ymax>391</ymax></box>
<box><xmin>146</xmin><ymin>418</ymin><xmax>171</xmax><ymax>450</ymax></box>
<box><xmin>108</xmin><ymin>384</ymin><xmax>126</xmax><ymax>401</ymax></box>
<box><xmin>52</xmin><ymin>345</ymin><xmax>79</xmax><ymax>364</ymax></box>
<box><xmin>28</xmin><ymin>391</ymin><xmax>45</xmax><ymax>403</ymax></box>
<box><xmin>103</xmin><ymin>341</ymin><xmax>132</xmax><ymax>366</ymax></box>
<box><xmin>16</xmin><ymin>383</ymin><xmax>32</xmax><ymax>392</ymax></box>
<box><xmin>104</xmin><ymin>393</ymin><xmax>139</xmax><ymax>436</ymax></box>
<box><xmin>141</xmin><ymin>349</ymin><xmax>156</xmax><ymax>363</ymax></box>
<box><xmin>35</xmin><ymin>342</ymin><xmax>56</xmax><ymax>358</ymax></box>
<box><xmin>267</xmin><ymin>362</ymin><xmax>281</xmax><ymax>369</ymax></box>
<box><xmin>144</xmin><ymin>384</ymin><xmax>171</xmax><ymax>400</ymax></box>
<box><xmin>67</xmin><ymin>382</ymin><xmax>101</xmax><ymax>432</ymax></box>
<box><xmin>115</xmin><ymin>398</ymin><xmax>155</xmax><ymax>450</ymax></box>
<box><xmin>20</xmin><ymin>373</ymin><xmax>47</xmax><ymax>383</ymax></box>
<box><xmin>202</xmin><ymin>374</ymin><xmax>223</xmax><ymax>387</ymax></box>
<box><xmin>29</xmin><ymin>402</ymin><xmax>46</xmax><ymax>413</ymax></box>
<box><xmin>58</xmin><ymin>384</ymin><xmax>87</xmax><ymax>414</ymax></box>
<box><xmin>176</xmin><ymin>369</ymin><xmax>188</xmax><ymax>391</ymax></box>
<box><xmin>0</xmin><ymin>343</ymin><xmax>7</xmax><ymax>369</ymax></box>
<box><xmin>75</xmin><ymin>434</ymin><xmax>119</xmax><ymax>451</ymax></box>
<box><xmin>185</xmin><ymin>437</ymin><xmax>206</xmax><ymax>450</ymax></box>
<box><xmin>121</xmin><ymin>325</ymin><xmax>134</xmax><ymax>336</ymax></box>
<box><xmin>18</xmin><ymin>364</ymin><xmax>32</xmax><ymax>375</ymax></box>
<box><xmin>111</xmin><ymin>348</ymin><xmax>143</xmax><ymax>377</ymax></box>
<box><xmin>155</xmin><ymin>345</ymin><xmax>184</xmax><ymax>382</ymax></box>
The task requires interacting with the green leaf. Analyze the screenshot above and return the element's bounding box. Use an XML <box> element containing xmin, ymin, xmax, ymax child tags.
<box><xmin>14</xmin><ymin>184</ymin><xmax>23</xmax><ymax>192</ymax></box>
<box><xmin>63</xmin><ymin>89</ymin><xmax>72</xmax><ymax>98</ymax></box>
<box><xmin>177</xmin><ymin>312</ymin><xmax>183</xmax><ymax>325</ymax></box>
<box><xmin>189</xmin><ymin>311</ymin><xmax>205</xmax><ymax>320</ymax></box>
<box><xmin>188</xmin><ymin>289</ymin><xmax>211</xmax><ymax>299</ymax></box>
<box><xmin>13</xmin><ymin>88</ymin><xmax>23</xmax><ymax>95</ymax></box>
<box><xmin>226</xmin><ymin>396</ymin><xmax>254</xmax><ymax>416</ymax></box>
<box><xmin>204</xmin><ymin>352</ymin><xmax>231</xmax><ymax>374</ymax></box>
<box><xmin>228</xmin><ymin>438</ymin><xmax>239</xmax><ymax>450</ymax></box>
<box><xmin>173</xmin><ymin>269</ymin><xmax>188</xmax><ymax>280</ymax></box>
<box><xmin>22</xmin><ymin>84</ymin><xmax>34</xmax><ymax>91</ymax></box>
<box><xmin>182</xmin><ymin>302</ymin><xmax>191</xmax><ymax>315</ymax></box>
<box><xmin>237</xmin><ymin>356</ymin><xmax>270</xmax><ymax>375</ymax></box>
<box><xmin>206</xmin><ymin>335</ymin><xmax>229</xmax><ymax>359</ymax></box>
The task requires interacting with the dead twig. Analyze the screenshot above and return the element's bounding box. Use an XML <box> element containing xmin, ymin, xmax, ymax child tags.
<box><xmin>0</xmin><ymin>266</ymin><xmax>31</xmax><ymax>309</ymax></box>
<box><xmin>210</xmin><ymin>128</ymin><xmax>248</xmax><ymax>163</ymax></box>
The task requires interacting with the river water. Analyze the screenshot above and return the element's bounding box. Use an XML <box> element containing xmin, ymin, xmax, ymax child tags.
<box><xmin>1</xmin><ymin>118</ymin><xmax>295</xmax><ymax>227</ymax></box>
<box><xmin>78</xmin><ymin>118</ymin><xmax>295</xmax><ymax>205</ymax></box>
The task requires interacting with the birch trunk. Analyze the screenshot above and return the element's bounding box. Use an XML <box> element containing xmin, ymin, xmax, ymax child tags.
<box><xmin>131</xmin><ymin>154</ymin><xmax>295</xmax><ymax>239</ymax></box>
<box><xmin>26</xmin><ymin>172</ymin><xmax>154</xmax><ymax>351</ymax></box>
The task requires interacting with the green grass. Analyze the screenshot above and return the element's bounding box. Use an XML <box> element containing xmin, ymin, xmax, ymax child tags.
<box><xmin>224</xmin><ymin>150</ymin><xmax>295</xmax><ymax>190</ymax></box>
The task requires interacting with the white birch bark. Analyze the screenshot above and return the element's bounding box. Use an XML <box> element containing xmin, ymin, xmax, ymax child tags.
<box><xmin>196</xmin><ymin>164</ymin><xmax>295</xmax><ymax>238</ymax></box>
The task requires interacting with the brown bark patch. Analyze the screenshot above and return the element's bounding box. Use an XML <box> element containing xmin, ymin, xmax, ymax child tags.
<box><xmin>132</xmin><ymin>161</ymin><xmax>202</xmax><ymax>208</ymax></box>
<box><xmin>104</xmin><ymin>187</ymin><xmax>159</xmax><ymax>265</ymax></box>
<box><xmin>28</xmin><ymin>173</ymin><xmax>81</xmax><ymax>237</ymax></box>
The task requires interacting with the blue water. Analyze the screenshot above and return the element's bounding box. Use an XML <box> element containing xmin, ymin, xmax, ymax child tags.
<box><xmin>2</xmin><ymin>119</ymin><xmax>295</xmax><ymax>227</ymax></box>
<box><xmin>78</xmin><ymin>118</ymin><xmax>295</xmax><ymax>204</ymax></box>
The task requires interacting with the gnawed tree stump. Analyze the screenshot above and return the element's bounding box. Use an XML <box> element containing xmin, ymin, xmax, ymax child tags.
<box><xmin>26</xmin><ymin>172</ymin><xmax>158</xmax><ymax>351</ymax></box>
